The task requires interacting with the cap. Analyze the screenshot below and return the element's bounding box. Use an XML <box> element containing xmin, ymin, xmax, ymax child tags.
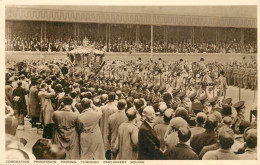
<box><xmin>175</xmin><ymin>107</ymin><xmax>189</xmax><ymax>121</ymax></box>
<box><xmin>158</xmin><ymin>86</ymin><xmax>166</xmax><ymax>93</ymax></box>
<box><xmin>198</xmin><ymin>95</ymin><xmax>208</xmax><ymax>102</ymax></box>
<box><xmin>233</xmin><ymin>101</ymin><xmax>245</xmax><ymax>109</ymax></box>
<box><xmin>191</xmin><ymin>103</ymin><xmax>205</xmax><ymax>112</ymax></box>
<box><xmin>189</xmin><ymin>93</ymin><xmax>197</xmax><ymax>100</ymax></box>
<box><xmin>153</xmin><ymin>85</ymin><xmax>160</xmax><ymax>92</ymax></box>
<box><xmin>222</xmin><ymin>98</ymin><xmax>232</xmax><ymax>106</ymax></box>
<box><xmin>177</xmin><ymin>91</ymin><xmax>186</xmax><ymax>98</ymax></box>
<box><xmin>209</xmin><ymin>96</ymin><xmax>218</xmax><ymax>104</ymax></box>
<box><xmin>172</xmin><ymin>89</ymin><xmax>181</xmax><ymax>95</ymax></box>
<box><xmin>169</xmin><ymin>117</ymin><xmax>188</xmax><ymax>130</ymax></box>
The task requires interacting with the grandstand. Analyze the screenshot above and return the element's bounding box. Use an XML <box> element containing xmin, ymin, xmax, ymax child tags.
<box><xmin>5</xmin><ymin>6</ymin><xmax>257</xmax><ymax>55</ymax></box>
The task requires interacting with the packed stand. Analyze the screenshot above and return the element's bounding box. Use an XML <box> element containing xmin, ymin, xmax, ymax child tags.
<box><xmin>6</xmin><ymin>34</ymin><xmax>257</xmax><ymax>53</ymax></box>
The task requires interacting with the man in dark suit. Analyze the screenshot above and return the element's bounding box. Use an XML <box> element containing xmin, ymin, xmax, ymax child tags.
<box><xmin>190</xmin><ymin>114</ymin><xmax>218</xmax><ymax>155</ymax></box>
<box><xmin>138</xmin><ymin>106</ymin><xmax>163</xmax><ymax>160</ymax></box>
<box><xmin>164</xmin><ymin>126</ymin><xmax>198</xmax><ymax>160</ymax></box>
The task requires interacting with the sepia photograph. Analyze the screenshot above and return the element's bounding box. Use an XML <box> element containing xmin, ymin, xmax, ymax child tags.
<box><xmin>3</xmin><ymin>1</ymin><xmax>258</xmax><ymax>163</ymax></box>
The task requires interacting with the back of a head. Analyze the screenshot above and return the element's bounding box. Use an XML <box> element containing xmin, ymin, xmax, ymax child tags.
<box><xmin>125</xmin><ymin>107</ymin><xmax>137</xmax><ymax>121</ymax></box>
<box><xmin>196</xmin><ymin>112</ymin><xmax>207</xmax><ymax>126</ymax></box>
<box><xmin>245</xmin><ymin>132</ymin><xmax>257</xmax><ymax>149</ymax></box>
<box><xmin>175</xmin><ymin>107</ymin><xmax>189</xmax><ymax>122</ymax></box>
<box><xmin>204</xmin><ymin>114</ymin><xmax>218</xmax><ymax>131</ymax></box>
<box><xmin>69</xmin><ymin>91</ymin><xmax>77</xmax><ymax>99</ymax></box>
<box><xmin>143</xmin><ymin>106</ymin><xmax>154</xmax><ymax>116</ymax></box>
<box><xmin>43</xmin><ymin>144</ymin><xmax>66</xmax><ymax>159</ymax></box>
<box><xmin>163</xmin><ymin>109</ymin><xmax>173</xmax><ymax>123</ymax></box>
<box><xmin>178</xmin><ymin>126</ymin><xmax>191</xmax><ymax>142</ymax></box>
<box><xmin>62</xmin><ymin>96</ymin><xmax>73</xmax><ymax>106</ymax></box>
<box><xmin>218</xmin><ymin>126</ymin><xmax>234</xmax><ymax>150</ymax></box>
<box><xmin>222</xmin><ymin>116</ymin><xmax>233</xmax><ymax>127</ymax></box>
<box><xmin>158</xmin><ymin>103</ymin><xmax>167</xmax><ymax>114</ymax></box>
<box><xmin>32</xmin><ymin>139</ymin><xmax>50</xmax><ymax>159</ymax></box>
<box><xmin>81</xmin><ymin>98</ymin><xmax>91</xmax><ymax>110</ymax></box>
<box><xmin>117</xmin><ymin>99</ymin><xmax>126</xmax><ymax>110</ymax></box>
<box><xmin>108</xmin><ymin>92</ymin><xmax>116</xmax><ymax>102</ymax></box>
<box><xmin>221</xmin><ymin>105</ymin><xmax>232</xmax><ymax>117</ymax></box>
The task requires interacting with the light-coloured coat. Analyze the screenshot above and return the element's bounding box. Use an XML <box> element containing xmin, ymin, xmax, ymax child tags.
<box><xmin>114</xmin><ymin>122</ymin><xmax>139</xmax><ymax>160</ymax></box>
<box><xmin>52</xmin><ymin>108</ymin><xmax>80</xmax><ymax>159</ymax></box>
<box><xmin>78</xmin><ymin>108</ymin><xmax>105</xmax><ymax>160</ymax></box>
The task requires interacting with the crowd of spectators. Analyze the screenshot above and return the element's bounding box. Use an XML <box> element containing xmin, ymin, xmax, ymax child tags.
<box><xmin>5</xmin><ymin>33</ymin><xmax>257</xmax><ymax>53</ymax></box>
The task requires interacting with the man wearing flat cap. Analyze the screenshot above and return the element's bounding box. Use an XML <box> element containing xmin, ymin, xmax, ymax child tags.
<box><xmin>164</xmin><ymin>126</ymin><xmax>198</xmax><ymax>160</ymax></box>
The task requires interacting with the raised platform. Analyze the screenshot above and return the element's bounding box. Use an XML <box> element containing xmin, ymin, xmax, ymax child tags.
<box><xmin>5</xmin><ymin>51</ymin><xmax>257</xmax><ymax>63</ymax></box>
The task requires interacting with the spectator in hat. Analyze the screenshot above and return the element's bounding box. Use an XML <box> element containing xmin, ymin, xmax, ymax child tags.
<box><xmin>232</xmin><ymin>101</ymin><xmax>246</xmax><ymax>134</ymax></box>
<box><xmin>154</xmin><ymin>109</ymin><xmax>173</xmax><ymax>150</ymax></box>
<box><xmin>164</xmin><ymin>117</ymin><xmax>189</xmax><ymax>151</ymax></box>
<box><xmin>239</xmin><ymin>128</ymin><xmax>257</xmax><ymax>160</ymax></box>
<box><xmin>164</xmin><ymin>126</ymin><xmax>198</xmax><ymax>160</ymax></box>
<box><xmin>138</xmin><ymin>106</ymin><xmax>163</xmax><ymax>160</ymax></box>
<box><xmin>108</xmin><ymin>99</ymin><xmax>128</xmax><ymax>159</ymax></box>
<box><xmin>190</xmin><ymin>114</ymin><xmax>218</xmax><ymax>155</ymax></box>
<box><xmin>113</xmin><ymin>107</ymin><xmax>139</xmax><ymax>160</ymax></box>
<box><xmin>202</xmin><ymin>126</ymin><xmax>238</xmax><ymax>160</ymax></box>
